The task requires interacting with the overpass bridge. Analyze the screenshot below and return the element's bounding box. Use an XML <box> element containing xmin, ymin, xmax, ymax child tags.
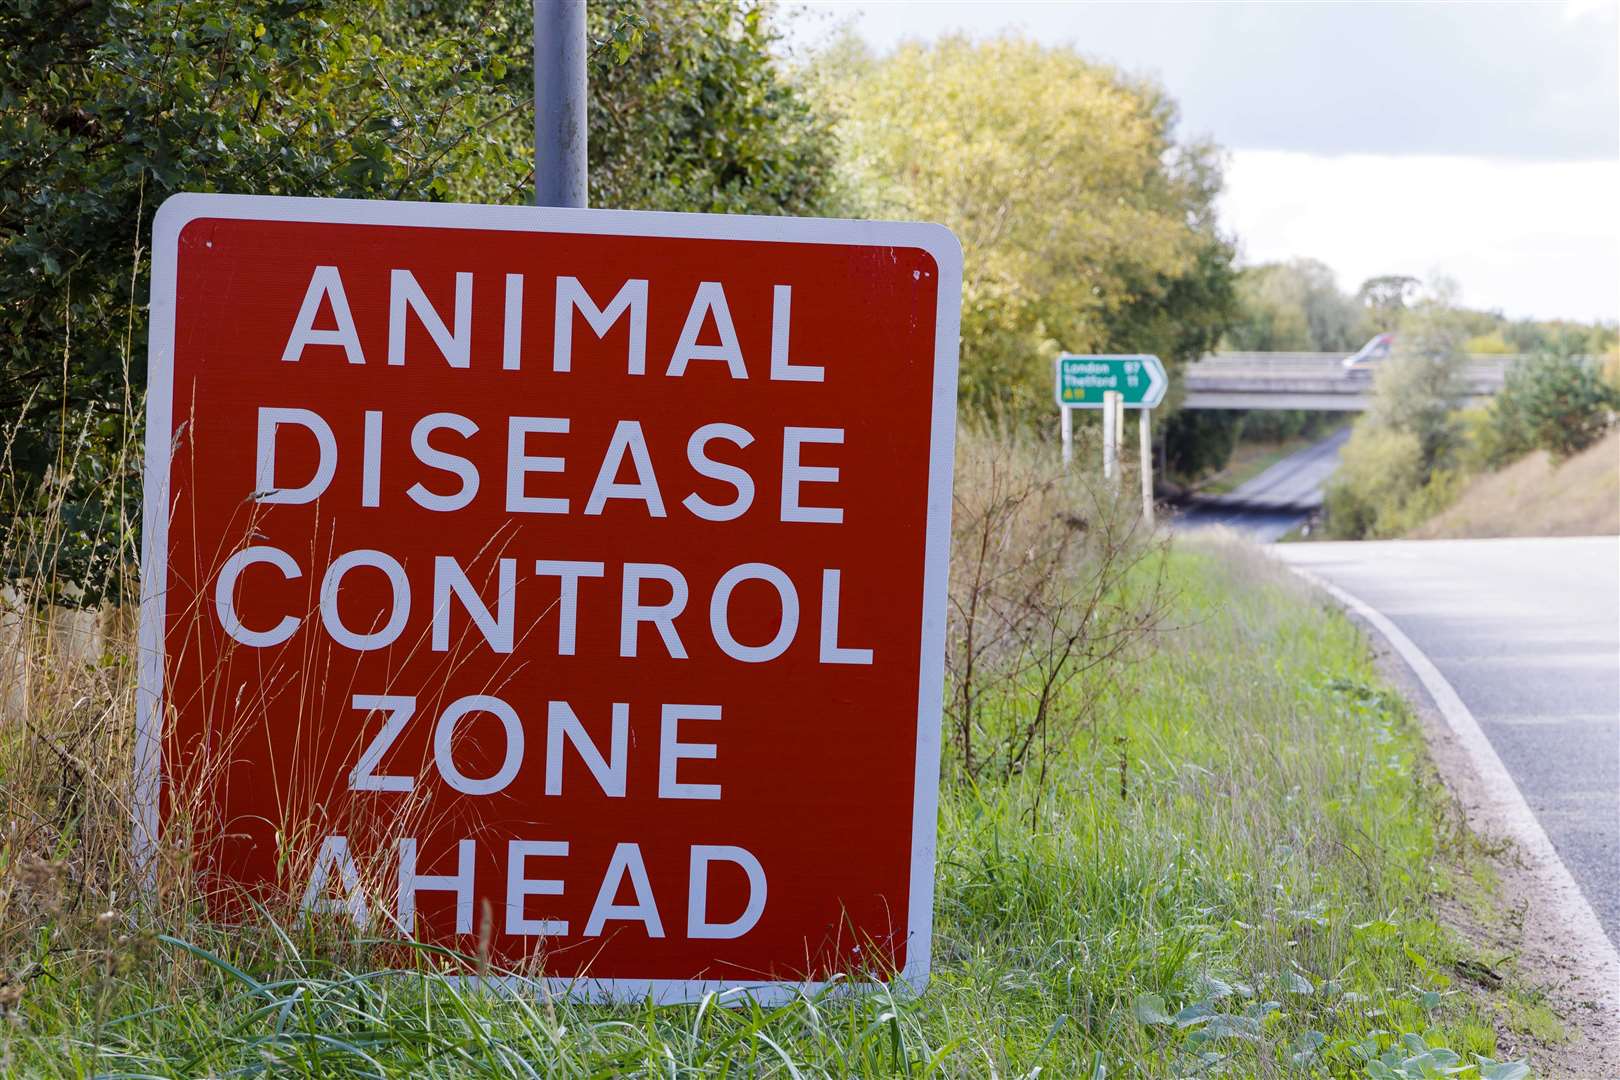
<box><xmin>1181</xmin><ymin>352</ymin><xmax>1523</xmax><ymax>410</ymax></box>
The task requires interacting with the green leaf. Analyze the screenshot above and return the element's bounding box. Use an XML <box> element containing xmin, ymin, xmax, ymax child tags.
<box><xmin>1173</xmin><ymin>1002</ymin><xmax>1215</xmax><ymax>1028</ymax></box>
<box><xmin>1477</xmin><ymin>1060</ymin><xmax>1531</xmax><ymax>1080</ymax></box>
<box><xmin>1130</xmin><ymin>992</ymin><xmax>1171</xmax><ymax>1026</ymax></box>
<box><xmin>1288</xmin><ymin>1030</ymin><xmax>1326</xmax><ymax>1066</ymax></box>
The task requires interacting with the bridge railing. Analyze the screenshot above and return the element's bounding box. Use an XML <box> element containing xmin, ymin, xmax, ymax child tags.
<box><xmin>1177</xmin><ymin>351</ymin><xmax>1556</xmax><ymax>409</ymax></box>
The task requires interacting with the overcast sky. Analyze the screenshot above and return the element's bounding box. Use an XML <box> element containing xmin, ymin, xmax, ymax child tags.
<box><xmin>790</xmin><ymin>1</ymin><xmax>1620</xmax><ymax>323</ymax></box>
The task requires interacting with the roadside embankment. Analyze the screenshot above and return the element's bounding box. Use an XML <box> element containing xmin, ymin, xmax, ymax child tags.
<box><xmin>1409</xmin><ymin>429</ymin><xmax>1618</xmax><ymax>539</ymax></box>
<box><xmin>2</xmin><ymin>475</ymin><xmax>1559</xmax><ymax>1075</ymax></box>
<box><xmin>1277</xmin><ymin>538</ymin><xmax>1620</xmax><ymax>1077</ymax></box>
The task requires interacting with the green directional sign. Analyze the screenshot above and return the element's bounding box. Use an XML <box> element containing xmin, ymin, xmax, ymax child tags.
<box><xmin>1054</xmin><ymin>353</ymin><xmax>1167</xmax><ymax>409</ymax></box>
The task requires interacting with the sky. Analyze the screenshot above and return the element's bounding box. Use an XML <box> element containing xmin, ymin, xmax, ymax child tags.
<box><xmin>788</xmin><ymin>1</ymin><xmax>1620</xmax><ymax>323</ymax></box>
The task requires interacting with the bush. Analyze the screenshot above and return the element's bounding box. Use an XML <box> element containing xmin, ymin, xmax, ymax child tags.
<box><xmin>1234</xmin><ymin>409</ymin><xmax>1339</xmax><ymax>444</ymax></box>
<box><xmin>1323</xmin><ymin>425</ymin><xmax>1462</xmax><ymax>539</ymax></box>
<box><xmin>1454</xmin><ymin>405</ymin><xmax>1515</xmax><ymax>474</ymax></box>
<box><xmin>1</xmin><ymin>0</ymin><xmax>842</xmax><ymax>603</ymax></box>
<box><xmin>1162</xmin><ymin>408</ymin><xmax>1243</xmax><ymax>483</ymax></box>
<box><xmin>1463</xmin><ymin>331</ymin><xmax>1514</xmax><ymax>355</ymax></box>
<box><xmin>1483</xmin><ymin>352</ymin><xmax>1616</xmax><ymax>464</ymax></box>
<box><xmin>1368</xmin><ymin>306</ymin><xmax>1467</xmax><ymax>470</ymax></box>
<box><xmin>946</xmin><ymin>424</ymin><xmax>1165</xmax><ymax>781</ymax></box>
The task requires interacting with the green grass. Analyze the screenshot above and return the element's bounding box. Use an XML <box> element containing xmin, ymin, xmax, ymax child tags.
<box><xmin>1</xmin><ymin>539</ymin><xmax>1535</xmax><ymax>1076</ymax></box>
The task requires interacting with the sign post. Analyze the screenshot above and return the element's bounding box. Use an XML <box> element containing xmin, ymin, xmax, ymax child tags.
<box><xmin>1139</xmin><ymin>408</ymin><xmax>1154</xmax><ymax>526</ymax></box>
<box><xmin>138</xmin><ymin>193</ymin><xmax>962</xmax><ymax>1002</ymax></box>
<box><xmin>1102</xmin><ymin>390</ymin><xmax>1120</xmax><ymax>482</ymax></box>
<box><xmin>1053</xmin><ymin>354</ymin><xmax>1165</xmax><ymax>510</ymax></box>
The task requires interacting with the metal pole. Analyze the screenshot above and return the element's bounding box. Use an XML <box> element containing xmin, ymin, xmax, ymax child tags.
<box><xmin>1139</xmin><ymin>407</ymin><xmax>1154</xmax><ymax>526</ymax></box>
<box><xmin>1060</xmin><ymin>405</ymin><xmax>1073</xmax><ymax>465</ymax></box>
<box><xmin>534</xmin><ymin>0</ymin><xmax>587</xmax><ymax>208</ymax></box>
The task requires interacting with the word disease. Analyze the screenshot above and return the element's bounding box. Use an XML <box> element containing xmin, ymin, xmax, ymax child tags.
<box><xmin>142</xmin><ymin>196</ymin><xmax>961</xmax><ymax>999</ymax></box>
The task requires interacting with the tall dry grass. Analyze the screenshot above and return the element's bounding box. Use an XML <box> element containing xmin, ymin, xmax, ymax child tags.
<box><xmin>1</xmin><ymin>405</ymin><xmax>1168</xmax><ymax>991</ymax></box>
<box><xmin>1</xmin><ymin>412</ymin><xmax>1544</xmax><ymax>1076</ymax></box>
<box><xmin>946</xmin><ymin>423</ymin><xmax>1167</xmax><ymax>784</ymax></box>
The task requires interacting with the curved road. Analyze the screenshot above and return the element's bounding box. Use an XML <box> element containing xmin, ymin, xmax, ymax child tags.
<box><xmin>1275</xmin><ymin>537</ymin><xmax>1620</xmax><ymax>944</ymax></box>
<box><xmin>1174</xmin><ymin>427</ymin><xmax>1350</xmax><ymax>541</ymax></box>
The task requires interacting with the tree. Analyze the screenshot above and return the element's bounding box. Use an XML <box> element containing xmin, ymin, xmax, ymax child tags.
<box><xmin>1368</xmin><ymin>293</ymin><xmax>1468</xmax><ymax>469</ymax></box>
<box><xmin>585</xmin><ymin>0</ymin><xmax>839</xmax><ymax>215</ymax></box>
<box><xmin>1323</xmin><ymin>425</ymin><xmax>1426</xmax><ymax>539</ymax></box>
<box><xmin>1355</xmin><ymin>274</ymin><xmax>1421</xmax><ymax>327</ymax></box>
<box><xmin>1487</xmin><ymin>353</ymin><xmax>1616</xmax><ymax>462</ymax></box>
<box><xmin>2</xmin><ymin>0</ymin><xmax>518</xmax><ymax>601</ymax></box>
<box><xmin>0</xmin><ymin>0</ymin><xmax>838</xmax><ymax>601</ymax></box>
<box><xmin>1223</xmin><ymin>259</ymin><xmax>1368</xmax><ymax>353</ymax></box>
<box><xmin>816</xmin><ymin>34</ymin><xmax>1235</xmax><ymax>420</ymax></box>
<box><xmin>1162</xmin><ymin>409</ymin><xmax>1243</xmax><ymax>482</ymax></box>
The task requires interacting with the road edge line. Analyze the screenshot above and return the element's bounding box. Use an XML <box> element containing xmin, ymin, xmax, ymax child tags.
<box><xmin>1282</xmin><ymin>563</ymin><xmax>1620</xmax><ymax>1009</ymax></box>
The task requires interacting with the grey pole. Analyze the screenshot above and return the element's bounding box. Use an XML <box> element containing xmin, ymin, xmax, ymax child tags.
<box><xmin>533</xmin><ymin>0</ymin><xmax>587</xmax><ymax>208</ymax></box>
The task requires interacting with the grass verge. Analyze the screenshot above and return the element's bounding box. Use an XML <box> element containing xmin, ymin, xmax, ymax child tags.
<box><xmin>2</xmin><ymin>534</ymin><xmax>1542</xmax><ymax>1076</ymax></box>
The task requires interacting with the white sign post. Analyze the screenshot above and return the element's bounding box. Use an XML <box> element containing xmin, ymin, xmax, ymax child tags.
<box><xmin>1060</xmin><ymin>401</ymin><xmax>1074</xmax><ymax>465</ymax></box>
<box><xmin>1139</xmin><ymin>408</ymin><xmax>1154</xmax><ymax>526</ymax></box>
<box><xmin>1102</xmin><ymin>390</ymin><xmax>1121</xmax><ymax>483</ymax></box>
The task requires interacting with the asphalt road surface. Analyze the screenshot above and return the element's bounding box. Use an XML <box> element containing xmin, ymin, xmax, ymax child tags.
<box><xmin>1276</xmin><ymin>536</ymin><xmax>1620</xmax><ymax>944</ymax></box>
<box><xmin>1174</xmin><ymin>426</ymin><xmax>1351</xmax><ymax>541</ymax></box>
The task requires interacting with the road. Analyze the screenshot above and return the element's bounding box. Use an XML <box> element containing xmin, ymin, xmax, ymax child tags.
<box><xmin>1275</xmin><ymin>536</ymin><xmax>1620</xmax><ymax>944</ymax></box>
<box><xmin>1173</xmin><ymin>427</ymin><xmax>1350</xmax><ymax>541</ymax></box>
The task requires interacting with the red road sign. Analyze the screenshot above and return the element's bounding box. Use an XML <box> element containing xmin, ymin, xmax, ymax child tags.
<box><xmin>136</xmin><ymin>194</ymin><xmax>961</xmax><ymax>1001</ymax></box>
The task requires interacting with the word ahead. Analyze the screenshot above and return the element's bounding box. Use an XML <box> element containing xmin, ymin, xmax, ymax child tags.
<box><xmin>137</xmin><ymin>194</ymin><xmax>963</xmax><ymax>1002</ymax></box>
<box><xmin>1054</xmin><ymin>353</ymin><xmax>1167</xmax><ymax>409</ymax></box>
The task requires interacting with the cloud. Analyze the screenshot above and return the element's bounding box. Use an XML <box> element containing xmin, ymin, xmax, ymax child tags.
<box><xmin>788</xmin><ymin>3</ymin><xmax>1620</xmax><ymax>321</ymax></box>
<box><xmin>1221</xmin><ymin>151</ymin><xmax>1620</xmax><ymax>322</ymax></box>
<box><xmin>791</xmin><ymin>1</ymin><xmax>1619</xmax><ymax>159</ymax></box>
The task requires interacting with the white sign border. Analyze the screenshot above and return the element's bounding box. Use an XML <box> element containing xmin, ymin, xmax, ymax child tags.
<box><xmin>1052</xmin><ymin>352</ymin><xmax>1167</xmax><ymax>410</ymax></box>
<box><xmin>135</xmin><ymin>192</ymin><xmax>962</xmax><ymax>1006</ymax></box>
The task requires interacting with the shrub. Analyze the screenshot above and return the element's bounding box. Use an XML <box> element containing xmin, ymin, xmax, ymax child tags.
<box><xmin>1484</xmin><ymin>352</ymin><xmax>1616</xmax><ymax>463</ymax></box>
<box><xmin>1235</xmin><ymin>409</ymin><xmax>1340</xmax><ymax>444</ymax></box>
<box><xmin>946</xmin><ymin>424</ymin><xmax>1166</xmax><ymax>782</ymax></box>
<box><xmin>1454</xmin><ymin>405</ymin><xmax>1518</xmax><ymax>474</ymax></box>
<box><xmin>1324</xmin><ymin>426</ymin><xmax>1422</xmax><ymax>538</ymax></box>
<box><xmin>1323</xmin><ymin>425</ymin><xmax>1463</xmax><ymax>539</ymax></box>
<box><xmin>1463</xmin><ymin>331</ymin><xmax>1514</xmax><ymax>355</ymax></box>
<box><xmin>1162</xmin><ymin>408</ymin><xmax>1243</xmax><ymax>483</ymax></box>
<box><xmin>1601</xmin><ymin>348</ymin><xmax>1620</xmax><ymax>395</ymax></box>
<box><xmin>1368</xmin><ymin>305</ymin><xmax>1467</xmax><ymax>470</ymax></box>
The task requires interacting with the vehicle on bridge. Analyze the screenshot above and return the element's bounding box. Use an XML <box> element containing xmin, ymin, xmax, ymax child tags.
<box><xmin>1341</xmin><ymin>332</ymin><xmax>1395</xmax><ymax>372</ymax></box>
